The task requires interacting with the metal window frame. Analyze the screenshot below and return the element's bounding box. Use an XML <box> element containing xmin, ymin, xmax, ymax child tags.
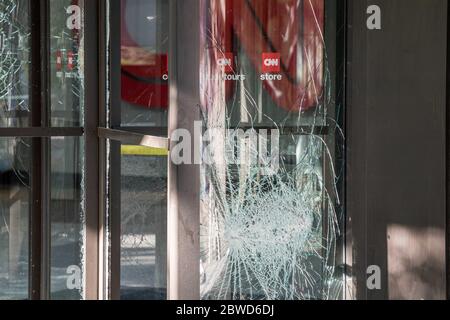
<box><xmin>0</xmin><ymin>0</ymin><xmax>349</xmax><ymax>301</ymax></box>
<box><xmin>101</xmin><ymin>0</ymin><xmax>349</xmax><ymax>302</ymax></box>
<box><xmin>98</xmin><ymin>0</ymin><xmax>108</xmax><ymax>300</ymax></box>
<box><xmin>166</xmin><ymin>0</ymin><xmax>201</xmax><ymax>300</ymax></box>
<box><xmin>6</xmin><ymin>0</ymin><xmax>449</xmax><ymax>301</ymax></box>
<box><xmin>99</xmin><ymin>0</ymin><xmax>347</xmax><ymax>300</ymax></box>
<box><xmin>84</xmin><ymin>0</ymin><xmax>100</xmax><ymax>300</ymax></box>
<box><xmin>99</xmin><ymin>0</ymin><xmax>203</xmax><ymax>300</ymax></box>
<box><xmin>98</xmin><ymin>0</ymin><xmax>174</xmax><ymax>300</ymax></box>
<box><xmin>163</xmin><ymin>0</ymin><xmax>348</xmax><ymax>300</ymax></box>
<box><xmin>0</xmin><ymin>0</ymin><xmax>101</xmax><ymax>300</ymax></box>
<box><xmin>98</xmin><ymin>128</ymin><xmax>169</xmax><ymax>150</ymax></box>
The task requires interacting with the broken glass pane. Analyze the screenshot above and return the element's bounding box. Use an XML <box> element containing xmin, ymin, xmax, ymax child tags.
<box><xmin>0</xmin><ymin>0</ymin><xmax>31</xmax><ymax>127</ymax></box>
<box><xmin>199</xmin><ymin>0</ymin><xmax>344</xmax><ymax>300</ymax></box>
<box><xmin>49</xmin><ymin>0</ymin><xmax>85</xmax><ymax>127</ymax></box>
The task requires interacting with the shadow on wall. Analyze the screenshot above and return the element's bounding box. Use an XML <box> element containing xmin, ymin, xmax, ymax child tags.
<box><xmin>387</xmin><ymin>225</ymin><xmax>445</xmax><ymax>300</ymax></box>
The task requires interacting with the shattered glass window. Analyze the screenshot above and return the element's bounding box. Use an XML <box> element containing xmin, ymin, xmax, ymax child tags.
<box><xmin>0</xmin><ymin>0</ymin><xmax>31</xmax><ymax>300</ymax></box>
<box><xmin>49</xmin><ymin>0</ymin><xmax>86</xmax><ymax>299</ymax></box>
<box><xmin>49</xmin><ymin>0</ymin><xmax>85</xmax><ymax>127</ymax></box>
<box><xmin>0</xmin><ymin>138</ymin><xmax>30</xmax><ymax>300</ymax></box>
<box><xmin>0</xmin><ymin>0</ymin><xmax>30</xmax><ymax>127</ymax></box>
<box><xmin>199</xmin><ymin>0</ymin><xmax>345</xmax><ymax>300</ymax></box>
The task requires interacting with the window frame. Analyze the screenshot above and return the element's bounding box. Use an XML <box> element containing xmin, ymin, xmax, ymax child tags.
<box><xmin>0</xmin><ymin>0</ymin><xmax>349</xmax><ymax>300</ymax></box>
<box><xmin>77</xmin><ymin>0</ymin><xmax>350</xmax><ymax>300</ymax></box>
<box><xmin>0</xmin><ymin>0</ymin><xmax>99</xmax><ymax>300</ymax></box>
<box><xmin>97</xmin><ymin>0</ymin><xmax>172</xmax><ymax>300</ymax></box>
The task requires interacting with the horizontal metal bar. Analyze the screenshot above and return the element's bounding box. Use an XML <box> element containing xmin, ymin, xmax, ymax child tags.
<box><xmin>1</xmin><ymin>110</ymin><xmax>81</xmax><ymax>118</ymax></box>
<box><xmin>98</xmin><ymin>127</ymin><xmax>169</xmax><ymax>150</ymax></box>
<box><xmin>111</xmin><ymin>126</ymin><xmax>168</xmax><ymax>137</ymax></box>
<box><xmin>231</xmin><ymin>125</ymin><xmax>330</xmax><ymax>135</ymax></box>
<box><xmin>109</xmin><ymin>126</ymin><xmax>328</xmax><ymax>137</ymax></box>
<box><xmin>0</xmin><ymin>127</ymin><xmax>84</xmax><ymax>137</ymax></box>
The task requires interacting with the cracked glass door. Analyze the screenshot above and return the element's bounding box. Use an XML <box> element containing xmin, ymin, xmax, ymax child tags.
<box><xmin>199</xmin><ymin>0</ymin><xmax>346</xmax><ymax>300</ymax></box>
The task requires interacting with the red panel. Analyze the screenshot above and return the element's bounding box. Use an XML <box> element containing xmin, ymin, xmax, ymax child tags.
<box><xmin>201</xmin><ymin>0</ymin><xmax>325</xmax><ymax>112</ymax></box>
<box><xmin>121</xmin><ymin>0</ymin><xmax>168</xmax><ymax>109</ymax></box>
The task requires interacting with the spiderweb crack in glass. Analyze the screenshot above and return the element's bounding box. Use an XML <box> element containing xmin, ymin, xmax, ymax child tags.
<box><xmin>0</xmin><ymin>0</ymin><xmax>26</xmax><ymax>101</ymax></box>
<box><xmin>200</xmin><ymin>129</ymin><xmax>342</xmax><ymax>299</ymax></box>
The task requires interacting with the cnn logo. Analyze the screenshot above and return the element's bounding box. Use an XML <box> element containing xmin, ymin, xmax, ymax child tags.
<box><xmin>262</xmin><ymin>53</ymin><xmax>281</xmax><ymax>73</ymax></box>
<box><xmin>217</xmin><ymin>53</ymin><xmax>234</xmax><ymax>73</ymax></box>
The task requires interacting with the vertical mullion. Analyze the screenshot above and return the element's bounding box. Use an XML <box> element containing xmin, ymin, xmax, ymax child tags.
<box><xmin>29</xmin><ymin>0</ymin><xmax>42</xmax><ymax>300</ymax></box>
<box><xmin>40</xmin><ymin>0</ymin><xmax>51</xmax><ymax>300</ymax></box>
<box><xmin>167</xmin><ymin>0</ymin><xmax>201</xmax><ymax>300</ymax></box>
<box><xmin>84</xmin><ymin>0</ymin><xmax>100</xmax><ymax>300</ymax></box>
<box><xmin>167</xmin><ymin>0</ymin><xmax>178</xmax><ymax>300</ymax></box>
<box><xmin>29</xmin><ymin>0</ymin><xmax>51</xmax><ymax>301</ymax></box>
<box><xmin>338</xmin><ymin>0</ymin><xmax>350</xmax><ymax>300</ymax></box>
<box><xmin>447</xmin><ymin>0</ymin><xmax>450</xmax><ymax>301</ymax></box>
<box><xmin>108</xmin><ymin>0</ymin><xmax>122</xmax><ymax>300</ymax></box>
<box><xmin>98</xmin><ymin>0</ymin><xmax>108</xmax><ymax>300</ymax></box>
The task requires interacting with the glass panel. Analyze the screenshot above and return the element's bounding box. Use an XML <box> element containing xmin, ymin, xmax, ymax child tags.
<box><xmin>119</xmin><ymin>0</ymin><xmax>169</xmax><ymax>130</ymax></box>
<box><xmin>50</xmin><ymin>136</ymin><xmax>85</xmax><ymax>300</ymax></box>
<box><xmin>0</xmin><ymin>137</ymin><xmax>30</xmax><ymax>299</ymax></box>
<box><xmin>108</xmin><ymin>142</ymin><xmax>167</xmax><ymax>300</ymax></box>
<box><xmin>49</xmin><ymin>0</ymin><xmax>85</xmax><ymax>127</ymax></box>
<box><xmin>199</xmin><ymin>0</ymin><xmax>344</xmax><ymax>300</ymax></box>
<box><xmin>0</xmin><ymin>0</ymin><xmax>31</xmax><ymax>127</ymax></box>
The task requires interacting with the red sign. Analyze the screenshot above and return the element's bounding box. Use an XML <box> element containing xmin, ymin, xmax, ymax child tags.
<box><xmin>201</xmin><ymin>0</ymin><xmax>325</xmax><ymax>112</ymax></box>
<box><xmin>56</xmin><ymin>51</ymin><xmax>63</xmax><ymax>71</ymax></box>
<box><xmin>262</xmin><ymin>53</ymin><xmax>281</xmax><ymax>73</ymax></box>
<box><xmin>217</xmin><ymin>53</ymin><xmax>234</xmax><ymax>73</ymax></box>
<box><xmin>121</xmin><ymin>0</ymin><xmax>169</xmax><ymax>109</ymax></box>
<box><xmin>67</xmin><ymin>51</ymin><xmax>74</xmax><ymax>71</ymax></box>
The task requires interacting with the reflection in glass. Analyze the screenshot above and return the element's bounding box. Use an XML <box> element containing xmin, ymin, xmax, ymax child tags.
<box><xmin>0</xmin><ymin>0</ymin><xmax>31</xmax><ymax>127</ymax></box>
<box><xmin>49</xmin><ymin>0</ymin><xmax>85</xmax><ymax>127</ymax></box>
<box><xmin>0</xmin><ymin>138</ymin><xmax>30</xmax><ymax>299</ymax></box>
<box><xmin>50</xmin><ymin>137</ymin><xmax>85</xmax><ymax>300</ymax></box>
<box><xmin>120</xmin><ymin>0</ymin><xmax>169</xmax><ymax>129</ymax></box>
<box><xmin>119</xmin><ymin>145</ymin><xmax>167</xmax><ymax>300</ymax></box>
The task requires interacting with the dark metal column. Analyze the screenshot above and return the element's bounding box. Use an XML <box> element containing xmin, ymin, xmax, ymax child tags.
<box><xmin>29</xmin><ymin>0</ymin><xmax>51</xmax><ymax>300</ymax></box>
<box><xmin>108</xmin><ymin>0</ymin><xmax>122</xmax><ymax>300</ymax></box>
<box><xmin>29</xmin><ymin>0</ymin><xmax>43</xmax><ymax>301</ymax></box>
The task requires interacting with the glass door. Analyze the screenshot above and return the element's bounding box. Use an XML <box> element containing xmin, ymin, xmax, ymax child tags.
<box><xmin>0</xmin><ymin>0</ymin><xmax>347</xmax><ymax>301</ymax></box>
<box><xmin>197</xmin><ymin>0</ymin><xmax>346</xmax><ymax>300</ymax></box>
<box><xmin>100</xmin><ymin>0</ymin><xmax>170</xmax><ymax>300</ymax></box>
<box><xmin>102</xmin><ymin>0</ymin><xmax>347</xmax><ymax>301</ymax></box>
